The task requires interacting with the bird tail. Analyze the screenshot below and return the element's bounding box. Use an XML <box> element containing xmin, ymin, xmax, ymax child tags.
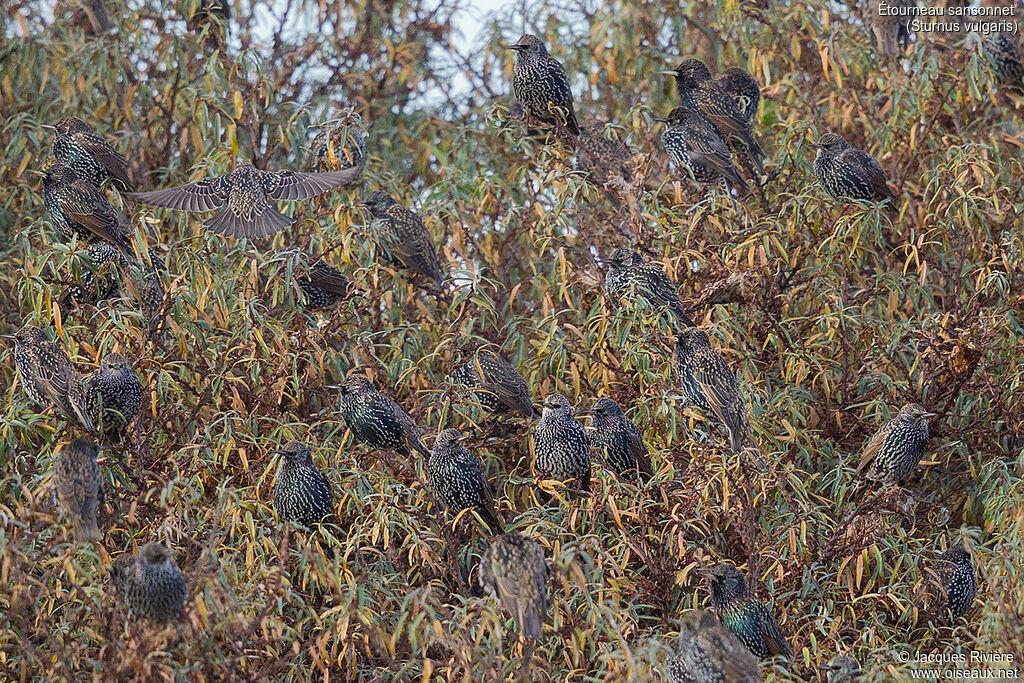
<box><xmin>410</xmin><ymin>436</ymin><xmax>431</xmax><ymax>460</ymax></box>
<box><xmin>72</xmin><ymin>514</ymin><xmax>102</xmax><ymax>543</ymax></box>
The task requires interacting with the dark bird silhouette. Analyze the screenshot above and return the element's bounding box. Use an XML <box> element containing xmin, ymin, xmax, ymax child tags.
<box><xmin>812</xmin><ymin>133</ymin><xmax>897</xmax><ymax>206</ymax></box>
<box><xmin>128</xmin><ymin>161</ymin><xmax>361</xmax><ymax>239</ymax></box>
<box><xmin>584</xmin><ymin>397</ymin><xmax>652</xmax><ymax>481</ymax></box>
<box><xmin>43</xmin><ymin>117</ymin><xmax>133</xmax><ymax>190</ymax></box>
<box><xmin>449</xmin><ymin>346</ymin><xmax>536</xmax><ymax>419</ymax></box>
<box><xmin>479</xmin><ymin>533</ymin><xmax>549</xmax><ymax>640</ymax></box>
<box><xmin>333</xmin><ymin>375</ymin><xmax>431</xmax><ymax>459</ymax></box>
<box><xmin>533</xmin><ymin>394</ymin><xmax>591</xmax><ymax>492</ymax></box>
<box><xmin>604</xmin><ymin>247</ymin><xmax>696</xmax><ymax>328</ymax></box>
<box><xmin>309</xmin><ymin>115</ymin><xmax>368</xmax><ymax>175</ymax></box>
<box><xmin>428</xmin><ymin>428</ymin><xmax>503</xmax><ymax>532</ymax></box>
<box><xmin>935</xmin><ymin>545</ymin><xmax>977</xmax><ymax>623</ymax></box>
<box><xmin>576</xmin><ymin>122</ymin><xmax>633</xmax><ymax>187</ymax></box>
<box><xmin>53</xmin><ymin>437</ymin><xmax>104</xmax><ymax>543</ymax></box>
<box><xmin>820</xmin><ymin>654</ymin><xmax>862</xmax><ymax>683</ymax></box>
<box><xmin>655</xmin><ymin>107</ymin><xmax>748</xmax><ymax>192</ymax></box>
<box><xmin>708</xmin><ymin>564</ymin><xmax>790</xmax><ymax>660</ymax></box>
<box><xmin>714</xmin><ymin>67</ymin><xmax>761</xmax><ymax>124</ymax></box>
<box><xmin>110</xmin><ymin>542</ymin><xmax>187</xmax><ymax>623</ymax></box>
<box><xmin>363</xmin><ymin>191</ymin><xmax>445</xmax><ymax>288</ymax></box>
<box><xmin>273</xmin><ymin>440</ymin><xmax>334</xmax><ymax>528</ymax></box>
<box><xmin>509</xmin><ymin>34</ymin><xmax>580</xmax><ymax>137</ymax></box>
<box><xmin>31</xmin><ymin>165</ymin><xmax>136</xmax><ymax>255</ymax></box>
<box><xmin>296</xmin><ymin>258</ymin><xmax>352</xmax><ymax>310</ymax></box>
<box><xmin>666</xmin><ymin>610</ymin><xmax>762</xmax><ymax>683</ymax></box>
<box><xmin>85</xmin><ymin>352</ymin><xmax>142</xmax><ymax>438</ymax></box>
<box><xmin>856</xmin><ymin>403</ymin><xmax>934</xmax><ymax>485</ymax></box>
<box><xmin>981</xmin><ymin>32</ymin><xmax>1024</xmax><ymax>91</ymax></box>
<box><xmin>5</xmin><ymin>325</ymin><xmax>94</xmax><ymax>432</ymax></box>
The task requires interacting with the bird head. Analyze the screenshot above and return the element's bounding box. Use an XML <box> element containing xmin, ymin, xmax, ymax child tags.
<box><xmin>935</xmin><ymin>545</ymin><xmax>971</xmax><ymax>567</ymax></box>
<box><xmin>602</xmin><ymin>247</ymin><xmax>644</xmax><ymax>270</ymax></box>
<box><xmin>810</xmin><ymin>132</ymin><xmax>849</xmax><ymax>153</ymax></box>
<box><xmin>52</xmin><ymin>116</ymin><xmax>88</xmax><ymax>135</ymax></box>
<box><xmin>675</xmin><ymin>325</ymin><xmax>710</xmax><ymax>352</ymax></box>
<box><xmin>899</xmin><ymin>402</ymin><xmax>936</xmax><ymax>424</ymax></box>
<box><xmin>276</xmin><ymin>440</ymin><xmax>312</xmax><ymax>464</ymax></box>
<box><xmin>334</xmin><ymin>374</ymin><xmax>375</xmax><ymax>398</ymax></box>
<box><xmin>66</xmin><ymin>436</ymin><xmax>102</xmax><ymax>459</ymax></box>
<box><xmin>660</xmin><ymin>58</ymin><xmax>712</xmax><ymax>87</ymax></box>
<box><xmin>708</xmin><ymin>563</ymin><xmax>749</xmax><ymax>603</ymax></box>
<box><xmin>508</xmin><ymin>34</ymin><xmax>547</xmax><ymax>56</ymax></box>
<box><xmin>582</xmin><ymin>397</ymin><xmax>623</xmax><ymax>423</ymax></box>
<box><xmin>434</xmin><ymin>428</ymin><xmax>467</xmax><ymax>451</ymax></box>
<box><xmin>138</xmin><ymin>542</ymin><xmax>176</xmax><ymax>565</ymax></box>
<box><xmin>653</xmin><ymin>106</ymin><xmax>699</xmax><ymax>126</ymax></box>
<box><xmin>542</xmin><ymin>393</ymin><xmax>573</xmax><ymax>416</ymax></box>
<box><xmin>6</xmin><ymin>325</ymin><xmax>49</xmax><ymax>346</ymax></box>
<box><xmin>98</xmin><ymin>352</ymin><xmax>132</xmax><ymax>376</ymax></box>
<box><xmin>362</xmin><ymin>190</ymin><xmax>396</xmax><ymax>216</ymax></box>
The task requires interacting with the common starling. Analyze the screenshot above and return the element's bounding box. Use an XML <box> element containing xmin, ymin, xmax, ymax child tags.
<box><xmin>43</xmin><ymin>117</ymin><xmax>133</xmax><ymax>190</ymax></box>
<box><xmin>936</xmin><ymin>545</ymin><xmax>977</xmax><ymax>623</ymax></box>
<box><xmin>820</xmin><ymin>654</ymin><xmax>862</xmax><ymax>683</ymax></box>
<box><xmin>864</xmin><ymin>0</ymin><xmax>915</xmax><ymax>57</ymax></box>
<box><xmin>509</xmin><ymin>34</ymin><xmax>580</xmax><ymax>137</ymax></box>
<box><xmin>428</xmin><ymin>428</ymin><xmax>503</xmax><ymax>532</ymax></box>
<box><xmin>296</xmin><ymin>258</ymin><xmax>352</xmax><ymax>310</ymax></box>
<box><xmin>812</xmin><ymin>133</ymin><xmax>897</xmax><ymax>206</ymax></box>
<box><xmin>981</xmin><ymin>32</ymin><xmax>1024</xmax><ymax>90</ymax></box>
<box><xmin>85</xmin><ymin>352</ymin><xmax>142</xmax><ymax>437</ymax></box>
<box><xmin>604</xmin><ymin>247</ymin><xmax>697</xmax><ymax>327</ymax></box>
<box><xmin>533</xmin><ymin>394</ymin><xmax>591</xmax><ymax>492</ymax></box>
<box><xmin>272</xmin><ymin>440</ymin><xmax>334</xmax><ymax>527</ymax></box>
<box><xmin>31</xmin><ymin>165</ymin><xmax>136</xmax><ymax>255</ymax></box>
<box><xmin>708</xmin><ymin>564</ymin><xmax>790</xmax><ymax>660</ymax></box>
<box><xmin>53</xmin><ymin>437</ymin><xmax>104</xmax><ymax>543</ymax></box>
<box><xmin>655</xmin><ymin>107</ymin><xmax>747</xmax><ymax>192</ymax></box>
<box><xmin>127</xmin><ymin>161</ymin><xmax>361</xmax><ymax>239</ymax></box>
<box><xmin>576</xmin><ymin>122</ymin><xmax>633</xmax><ymax>187</ymax></box>
<box><xmin>661</xmin><ymin>59</ymin><xmax>765</xmax><ymax>176</ymax></box>
<box><xmin>714</xmin><ymin>67</ymin><xmax>761</xmax><ymax>125</ymax></box>
<box><xmin>584</xmin><ymin>397</ymin><xmax>652</xmax><ymax>481</ymax></box>
<box><xmin>479</xmin><ymin>533</ymin><xmax>549</xmax><ymax>640</ymax></box>
<box><xmin>334</xmin><ymin>375</ymin><xmax>431</xmax><ymax>459</ymax></box>
<box><xmin>363</xmin><ymin>191</ymin><xmax>445</xmax><ymax>287</ymax></box>
<box><xmin>449</xmin><ymin>346</ymin><xmax>536</xmax><ymax>419</ymax></box>
<box><xmin>309</xmin><ymin>114</ymin><xmax>368</xmax><ymax>176</ymax></box>
<box><xmin>110</xmin><ymin>542</ymin><xmax>187</xmax><ymax>623</ymax></box>
<box><xmin>856</xmin><ymin>403</ymin><xmax>934</xmax><ymax>485</ymax></box>
<box><xmin>5</xmin><ymin>325</ymin><xmax>94</xmax><ymax>432</ymax></box>
<box><xmin>665</xmin><ymin>610</ymin><xmax>762</xmax><ymax>683</ymax></box>
<box><xmin>61</xmin><ymin>242</ymin><xmax>124</xmax><ymax>308</ymax></box>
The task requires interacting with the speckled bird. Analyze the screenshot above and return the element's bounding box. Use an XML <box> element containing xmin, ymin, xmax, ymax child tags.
<box><xmin>428</xmin><ymin>428</ymin><xmax>503</xmax><ymax>532</ymax></box>
<box><xmin>981</xmin><ymin>32</ymin><xmax>1024</xmax><ymax>90</ymax></box>
<box><xmin>576</xmin><ymin>122</ymin><xmax>633</xmax><ymax>187</ymax></box>
<box><xmin>334</xmin><ymin>375</ymin><xmax>431</xmax><ymax>459</ymax></box>
<box><xmin>604</xmin><ymin>247</ymin><xmax>697</xmax><ymax>327</ymax></box>
<box><xmin>449</xmin><ymin>347</ymin><xmax>536</xmax><ymax>419</ymax></box>
<box><xmin>661</xmin><ymin>59</ymin><xmax>764</xmax><ymax>176</ymax></box>
<box><xmin>820</xmin><ymin>654</ymin><xmax>862</xmax><ymax>683</ymax></box>
<box><xmin>708</xmin><ymin>564</ymin><xmax>789</xmax><ymax>660</ymax></box>
<box><xmin>62</xmin><ymin>241</ymin><xmax>125</xmax><ymax>308</ymax></box>
<box><xmin>812</xmin><ymin>133</ymin><xmax>897</xmax><ymax>206</ymax></box>
<box><xmin>665</xmin><ymin>609</ymin><xmax>762</xmax><ymax>683</ymax></box>
<box><xmin>714</xmin><ymin>67</ymin><xmax>761</xmax><ymax>125</ymax></box>
<box><xmin>85</xmin><ymin>352</ymin><xmax>142</xmax><ymax>437</ymax></box>
<box><xmin>585</xmin><ymin>398</ymin><xmax>652</xmax><ymax>481</ymax></box>
<box><xmin>936</xmin><ymin>545</ymin><xmax>977</xmax><ymax>623</ymax></box>
<box><xmin>296</xmin><ymin>258</ymin><xmax>352</xmax><ymax>310</ymax></box>
<box><xmin>509</xmin><ymin>34</ymin><xmax>580</xmax><ymax>137</ymax></box>
<box><xmin>110</xmin><ymin>542</ymin><xmax>187</xmax><ymax>623</ymax></box>
<box><xmin>309</xmin><ymin>115</ymin><xmax>368</xmax><ymax>175</ymax></box>
<box><xmin>43</xmin><ymin>117</ymin><xmax>133</xmax><ymax>190</ymax></box>
<box><xmin>533</xmin><ymin>394</ymin><xmax>591</xmax><ymax>492</ymax></box>
<box><xmin>128</xmin><ymin>161</ymin><xmax>361</xmax><ymax>239</ymax></box>
<box><xmin>31</xmin><ymin>165</ymin><xmax>136</xmax><ymax>255</ymax></box>
<box><xmin>479</xmin><ymin>533</ymin><xmax>549</xmax><ymax>640</ymax></box>
<box><xmin>5</xmin><ymin>325</ymin><xmax>94</xmax><ymax>432</ymax></box>
<box><xmin>655</xmin><ymin>107</ymin><xmax>747</xmax><ymax>192</ymax></box>
<box><xmin>856</xmin><ymin>403</ymin><xmax>934</xmax><ymax>485</ymax></box>
<box><xmin>273</xmin><ymin>440</ymin><xmax>333</xmax><ymax>527</ymax></box>
<box><xmin>53</xmin><ymin>437</ymin><xmax>104</xmax><ymax>543</ymax></box>
<box><xmin>363</xmin><ymin>191</ymin><xmax>445</xmax><ymax>288</ymax></box>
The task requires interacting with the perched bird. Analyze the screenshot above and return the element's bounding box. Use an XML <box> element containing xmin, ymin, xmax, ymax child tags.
<box><xmin>53</xmin><ymin>437</ymin><xmax>104</xmax><ymax>543</ymax></box>
<box><xmin>127</xmin><ymin>161</ymin><xmax>361</xmax><ymax>239</ymax></box>
<box><xmin>865</xmin><ymin>0</ymin><xmax>915</xmax><ymax>57</ymax></box>
<box><xmin>820</xmin><ymin>654</ymin><xmax>863</xmax><ymax>683</ymax></box>
<box><xmin>309</xmin><ymin>115</ymin><xmax>368</xmax><ymax>175</ymax></box>
<box><xmin>533</xmin><ymin>394</ymin><xmax>591</xmax><ymax>492</ymax></box>
<box><xmin>936</xmin><ymin>545</ymin><xmax>977</xmax><ymax>623</ymax></box>
<box><xmin>43</xmin><ymin>117</ymin><xmax>133</xmax><ymax>190</ymax></box>
<box><xmin>428</xmin><ymin>428</ymin><xmax>503</xmax><ymax>532</ymax></box>
<box><xmin>509</xmin><ymin>34</ymin><xmax>580</xmax><ymax>137</ymax></box>
<box><xmin>714</xmin><ymin>67</ymin><xmax>761</xmax><ymax>124</ymax></box>
<box><xmin>655</xmin><ymin>107</ymin><xmax>747</xmax><ymax>192</ymax></box>
<box><xmin>661</xmin><ymin>59</ymin><xmax>764</xmax><ymax>176</ymax></box>
<box><xmin>363</xmin><ymin>191</ymin><xmax>445</xmax><ymax>288</ymax></box>
<box><xmin>272</xmin><ymin>441</ymin><xmax>334</xmax><ymax>528</ymax></box>
<box><xmin>5</xmin><ymin>325</ymin><xmax>94</xmax><ymax>432</ymax></box>
<box><xmin>295</xmin><ymin>258</ymin><xmax>352</xmax><ymax>310</ymax></box>
<box><xmin>85</xmin><ymin>352</ymin><xmax>143</xmax><ymax>437</ymax></box>
<box><xmin>110</xmin><ymin>542</ymin><xmax>187</xmax><ymax>623</ymax></box>
<box><xmin>449</xmin><ymin>346</ymin><xmax>536</xmax><ymax>419</ymax></box>
<box><xmin>576</xmin><ymin>122</ymin><xmax>633</xmax><ymax>187</ymax></box>
<box><xmin>812</xmin><ymin>133</ymin><xmax>897</xmax><ymax>206</ymax></box>
<box><xmin>479</xmin><ymin>533</ymin><xmax>549</xmax><ymax>640</ymax></box>
<box><xmin>61</xmin><ymin>241</ymin><xmax>125</xmax><ymax>309</ymax></box>
<box><xmin>603</xmin><ymin>247</ymin><xmax>697</xmax><ymax>327</ymax></box>
<box><xmin>856</xmin><ymin>403</ymin><xmax>934</xmax><ymax>485</ymax></box>
<box><xmin>54</xmin><ymin>0</ymin><xmax>113</xmax><ymax>35</ymax></box>
<box><xmin>665</xmin><ymin>610</ymin><xmax>762</xmax><ymax>683</ymax></box>
<box><xmin>333</xmin><ymin>375</ymin><xmax>431</xmax><ymax>459</ymax></box>
<box><xmin>708</xmin><ymin>564</ymin><xmax>790</xmax><ymax>660</ymax></box>
<box><xmin>31</xmin><ymin>165</ymin><xmax>136</xmax><ymax>255</ymax></box>
<box><xmin>584</xmin><ymin>397</ymin><xmax>652</xmax><ymax>481</ymax></box>
<box><xmin>981</xmin><ymin>32</ymin><xmax>1024</xmax><ymax>90</ymax></box>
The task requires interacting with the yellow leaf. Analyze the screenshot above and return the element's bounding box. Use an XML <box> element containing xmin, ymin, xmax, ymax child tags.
<box><xmin>233</xmin><ymin>91</ymin><xmax>243</xmax><ymax>119</ymax></box>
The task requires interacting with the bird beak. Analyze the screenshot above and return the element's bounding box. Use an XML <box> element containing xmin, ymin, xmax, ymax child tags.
<box><xmin>41</xmin><ymin>124</ymin><xmax>56</xmax><ymax>131</ymax></box>
<box><xmin>922</xmin><ymin>412</ymin><xmax>937</xmax><ymax>418</ymax></box>
<box><xmin>695</xmin><ymin>567</ymin><xmax>712</xmax><ymax>577</ymax></box>
<box><xmin>659</xmin><ymin>70</ymin><xmax>678</xmax><ymax>77</ymax></box>
<box><xmin>808</xmin><ymin>142</ymin><xmax>822</xmax><ymax>148</ymax></box>
<box><xmin>457</xmin><ymin>434</ymin><xmax>469</xmax><ymax>442</ymax></box>
<box><xmin>652</xmin><ymin>116</ymin><xmax>668</xmax><ymax>123</ymax></box>
<box><xmin>322</xmin><ymin>384</ymin><xmax>342</xmax><ymax>391</ymax></box>
<box><xmin>508</xmin><ymin>44</ymin><xmax>525</xmax><ymax>51</ymax></box>
<box><xmin>26</xmin><ymin>170</ymin><xmax>46</xmax><ymax>177</ymax></box>
<box><xmin>0</xmin><ymin>334</ymin><xmax>15</xmax><ymax>340</ymax></box>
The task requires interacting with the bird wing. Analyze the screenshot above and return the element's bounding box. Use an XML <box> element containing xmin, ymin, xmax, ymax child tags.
<box><xmin>383</xmin><ymin>208</ymin><xmax>444</xmax><ymax>285</ymax></box>
<box><xmin>687</xmin><ymin>123</ymin><xmax>748</xmax><ymax>189</ymax></box>
<box><xmin>759</xmin><ymin>607</ymin><xmax>791</xmax><ymax>658</ymax></box>
<box><xmin>204</xmin><ymin>204</ymin><xmax>292</xmax><ymax>239</ymax></box>
<box><xmin>857</xmin><ymin>421</ymin><xmax>892</xmax><ymax>473</ymax></box>
<box><xmin>694</xmin><ymin>349</ymin><xmax>749</xmax><ymax>452</ymax></box>
<box><xmin>392</xmin><ymin>399</ymin><xmax>430</xmax><ymax>458</ymax></box>
<box><xmin>307</xmin><ymin>260</ymin><xmax>350</xmax><ymax>296</ymax></box>
<box><xmin>128</xmin><ymin>176</ymin><xmax>228</xmax><ymax>212</ymax></box>
<box><xmin>843</xmin><ymin>148</ymin><xmax>896</xmax><ymax>202</ymax></box>
<box><xmin>265</xmin><ymin>168</ymin><xmax>362</xmax><ymax>201</ymax></box>
<box><xmin>64</xmin><ymin>187</ymin><xmax>135</xmax><ymax>254</ymax></box>
<box><xmin>78</xmin><ymin>130</ymin><xmax>134</xmax><ymax>190</ymax></box>
<box><xmin>478</xmin><ymin>355</ymin><xmax>534</xmax><ymax>417</ymax></box>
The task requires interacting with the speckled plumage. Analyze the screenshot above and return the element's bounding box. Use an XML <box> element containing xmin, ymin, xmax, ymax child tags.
<box><xmin>363</xmin><ymin>191</ymin><xmax>445</xmax><ymax>287</ymax></box>
<box><xmin>666</xmin><ymin>610</ymin><xmax>762</xmax><ymax>683</ymax></box>
<box><xmin>533</xmin><ymin>394</ymin><xmax>591</xmax><ymax>492</ymax></box>
<box><xmin>604</xmin><ymin>247</ymin><xmax>696</xmax><ymax>327</ymax></box>
<box><xmin>428</xmin><ymin>428</ymin><xmax>503</xmax><ymax>532</ymax></box>
<box><xmin>576</xmin><ymin>122</ymin><xmax>633</xmax><ymax>186</ymax></box>
<box><xmin>656</xmin><ymin>107</ymin><xmax>747</xmax><ymax>191</ymax></box>
<box><xmin>586</xmin><ymin>398</ymin><xmax>652</xmax><ymax>481</ymax></box>
<box><xmin>309</xmin><ymin>116</ymin><xmax>368</xmax><ymax>175</ymax></box>
<box><xmin>813</xmin><ymin>133</ymin><xmax>897</xmax><ymax>205</ymax></box>
<box><xmin>33</xmin><ymin>164</ymin><xmax>135</xmax><ymax>255</ymax></box>
<box><xmin>296</xmin><ymin>258</ymin><xmax>352</xmax><ymax>310</ymax></box>
<box><xmin>7</xmin><ymin>325</ymin><xmax>94</xmax><ymax>432</ymax></box>
<box><xmin>510</xmin><ymin>34</ymin><xmax>580</xmax><ymax>137</ymax></box>
<box><xmin>62</xmin><ymin>241</ymin><xmax>124</xmax><ymax>308</ymax></box>
<box><xmin>981</xmin><ymin>32</ymin><xmax>1024</xmax><ymax>90</ymax></box>
<box><xmin>937</xmin><ymin>545</ymin><xmax>976</xmax><ymax>623</ymax></box>
<box><xmin>449</xmin><ymin>347</ymin><xmax>536</xmax><ymax>418</ymax></box>
<box><xmin>336</xmin><ymin>375</ymin><xmax>430</xmax><ymax>458</ymax></box>
<box><xmin>44</xmin><ymin>117</ymin><xmax>133</xmax><ymax>190</ymax></box>
<box><xmin>479</xmin><ymin>533</ymin><xmax>549</xmax><ymax>640</ymax></box>
<box><xmin>714</xmin><ymin>67</ymin><xmax>761</xmax><ymax>125</ymax></box>
<box><xmin>821</xmin><ymin>654</ymin><xmax>862</xmax><ymax>683</ymax></box>
<box><xmin>54</xmin><ymin>437</ymin><xmax>104</xmax><ymax>543</ymax></box>
<box><xmin>709</xmin><ymin>564</ymin><xmax>789</xmax><ymax>660</ymax></box>
<box><xmin>856</xmin><ymin>403</ymin><xmax>933</xmax><ymax>485</ymax></box>
<box><xmin>273</xmin><ymin>440</ymin><xmax>333</xmax><ymax>527</ymax></box>
<box><xmin>111</xmin><ymin>542</ymin><xmax>186</xmax><ymax>623</ymax></box>
<box><xmin>85</xmin><ymin>353</ymin><xmax>142</xmax><ymax>437</ymax></box>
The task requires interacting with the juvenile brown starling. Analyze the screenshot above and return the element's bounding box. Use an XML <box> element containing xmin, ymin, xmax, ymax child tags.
<box><xmin>110</xmin><ymin>542</ymin><xmax>187</xmax><ymax>623</ymax></box>
<box><xmin>665</xmin><ymin>610</ymin><xmax>762</xmax><ymax>683</ymax></box>
<box><xmin>479</xmin><ymin>533</ymin><xmax>549</xmax><ymax>640</ymax></box>
<box><xmin>333</xmin><ymin>375</ymin><xmax>431</xmax><ymax>459</ymax></box>
<box><xmin>708</xmin><ymin>564</ymin><xmax>790</xmax><ymax>660</ymax></box>
<box><xmin>363</xmin><ymin>191</ymin><xmax>445</xmax><ymax>287</ymax></box>
<box><xmin>655</xmin><ymin>108</ymin><xmax>747</xmax><ymax>192</ymax></box>
<box><xmin>935</xmin><ymin>545</ymin><xmax>977</xmax><ymax>623</ymax></box>
<box><xmin>584</xmin><ymin>397</ymin><xmax>652</xmax><ymax>481</ymax></box>
<box><xmin>128</xmin><ymin>161</ymin><xmax>361</xmax><ymax>239</ymax></box>
<box><xmin>533</xmin><ymin>394</ymin><xmax>591</xmax><ymax>492</ymax></box>
<box><xmin>576</xmin><ymin>122</ymin><xmax>633</xmax><ymax>187</ymax></box>
<box><xmin>428</xmin><ymin>428</ymin><xmax>503</xmax><ymax>532</ymax></box>
<box><xmin>661</xmin><ymin>59</ymin><xmax>765</xmax><ymax>176</ymax></box>
<box><xmin>509</xmin><ymin>34</ymin><xmax>580</xmax><ymax>137</ymax></box>
<box><xmin>812</xmin><ymin>133</ymin><xmax>897</xmax><ymax>206</ymax></box>
<box><xmin>31</xmin><ymin>165</ymin><xmax>136</xmax><ymax>255</ymax></box>
<box><xmin>820</xmin><ymin>654</ymin><xmax>862</xmax><ymax>683</ymax></box>
<box><xmin>5</xmin><ymin>325</ymin><xmax>94</xmax><ymax>432</ymax></box>
<box><xmin>981</xmin><ymin>32</ymin><xmax>1024</xmax><ymax>90</ymax></box>
<box><xmin>85</xmin><ymin>352</ymin><xmax>142</xmax><ymax>437</ymax></box>
<box><xmin>272</xmin><ymin>440</ymin><xmax>334</xmax><ymax>528</ymax></box>
<box><xmin>856</xmin><ymin>403</ymin><xmax>934</xmax><ymax>485</ymax></box>
<box><xmin>53</xmin><ymin>437</ymin><xmax>104</xmax><ymax>543</ymax></box>
<box><xmin>604</xmin><ymin>247</ymin><xmax>696</xmax><ymax>327</ymax></box>
<box><xmin>449</xmin><ymin>346</ymin><xmax>536</xmax><ymax>419</ymax></box>
<box><xmin>296</xmin><ymin>258</ymin><xmax>352</xmax><ymax>310</ymax></box>
<box><xmin>714</xmin><ymin>67</ymin><xmax>761</xmax><ymax>125</ymax></box>
<box><xmin>309</xmin><ymin>115</ymin><xmax>368</xmax><ymax>176</ymax></box>
<box><xmin>43</xmin><ymin>117</ymin><xmax>133</xmax><ymax>190</ymax></box>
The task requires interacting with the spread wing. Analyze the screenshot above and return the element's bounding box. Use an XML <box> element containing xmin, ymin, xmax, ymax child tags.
<box><xmin>77</xmin><ymin>130</ymin><xmax>134</xmax><ymax>190</ymax></box>
<box><xmin>266</xmin><ymin>168</ymin><xmax>362</xmax><ymax>201</ymax></box>
<box><xmin>128</xmin><ymin>176</ymin><xmax>228</xmax><ymax>212</ymax></box>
